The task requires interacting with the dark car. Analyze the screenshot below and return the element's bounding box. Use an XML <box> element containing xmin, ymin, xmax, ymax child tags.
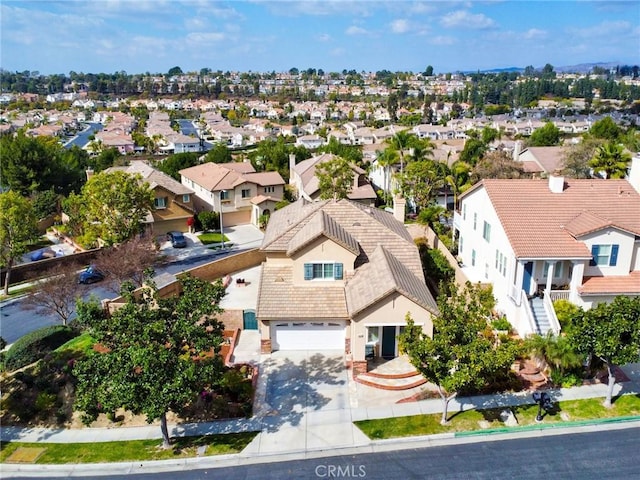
<box><xmin>78</xmin><ymin>265</ymin><xmax>105</xmax><ymax>284</ymax></box>
<box><xmin>167</xmin><ymin>231</ymin><xmax>187</xmax><ymax>248</ymax></box>
<box><xmin>30</xmin><ymin>248</ymin><xmax>57</xmax><ymax>261</ymax></box>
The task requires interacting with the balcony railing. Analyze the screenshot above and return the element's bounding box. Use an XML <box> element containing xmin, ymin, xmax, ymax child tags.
<box><xmin>548</xmin><ymin>290</ymin><xmax>570</xmax><ymax>302</ymax></box>
<box><xmin>543</xmin><ymin>290</ymin><xmax>561</xmax><ymax>335</ymax></box>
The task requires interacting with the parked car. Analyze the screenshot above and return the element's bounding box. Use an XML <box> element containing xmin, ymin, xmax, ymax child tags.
<box><xmin>78</xmin><ymin>265</ymin><xmax>105</xmax><ymax>284</ymax></box>
<box><xmin>30</xmin><ymin>247</ymin><xmax>57</xmax><ymax>261</ymax></box>
<box><xmin>167</xmin><ymin>231</ymin><xmax>187</xmax><ymax>248</ymax></box>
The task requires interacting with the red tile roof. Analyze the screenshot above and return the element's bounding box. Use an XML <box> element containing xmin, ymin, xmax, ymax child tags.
<box><xmin>580</xmin><ymin>271</ymin><xmax>640</xmax><ymax>295</ymax></box>
<box><xmin>465</xmin><ymin>178</ymin><xmax>640</xmax><ymax>259</ymax></box>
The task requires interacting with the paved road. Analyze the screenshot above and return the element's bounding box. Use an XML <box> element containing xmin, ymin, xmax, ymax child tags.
<box><xmin>0</xmin><ymin>226</ymin><xmax>264</xmax><ymax>344</ymax></box>
<box><xmin>7</xmin><ymin>426</ymin><xmax>639</xmax><ymax>479</ymax></box>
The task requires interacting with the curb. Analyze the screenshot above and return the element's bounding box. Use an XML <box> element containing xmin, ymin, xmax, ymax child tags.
<box><xmin>455</xmin><ymin>414</ymin><xmax>640</xmax><ymax>437</ymax></box>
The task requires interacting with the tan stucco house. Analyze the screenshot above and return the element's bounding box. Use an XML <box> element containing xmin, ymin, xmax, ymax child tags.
<box><xmin>256</xmin><ymin>198</ymin><xmax>438</xmax><ymax>375</ymax></box>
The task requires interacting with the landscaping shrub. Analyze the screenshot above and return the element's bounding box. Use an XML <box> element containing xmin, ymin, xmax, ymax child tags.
<box><xmin>491</xmin><ymin>317</ymin><xmax>512</xmax><ymax>332</ymax></box>
<box><xmin>4</xmin><ymin>325</ymin><xmax>78</xmax><ymax>371</ymax></box>
<box><xmin>416</xmin><ymin>239</ymin><xmax>455</xmax><ymax>295</ymax></box>
<box><xmin>197</xmin><ymin>211</ymin><xmax>219</xmax><ymax>232</ymax></box>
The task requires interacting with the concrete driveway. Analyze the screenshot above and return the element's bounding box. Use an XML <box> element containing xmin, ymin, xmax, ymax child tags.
<box><xmin>246</xmin><ymin>350</ymin><xmax>370</xmax><ymax>454</ymax></box>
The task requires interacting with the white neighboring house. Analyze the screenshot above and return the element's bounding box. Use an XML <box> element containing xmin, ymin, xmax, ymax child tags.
<box><xmin>454</xmin><ymin>176</ymin><xmax>640</xmax><ymax>338</ymax></box>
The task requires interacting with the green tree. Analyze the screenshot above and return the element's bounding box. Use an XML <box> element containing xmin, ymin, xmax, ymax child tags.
<box><xmin>561</xmin><ymin>137</ymin><xmax>604</xmax><ymax>179</ymax></box>
<box><xmin>315</xmin><ymin>156</ymin><xmax>354</xmax><ymax>200</ymax></box>
<box><xmin>589</xmin><ymin>116</ymin><xmax>621</xmax><ymax>141</ymax></box>
<box><xmin>385</xmin><ymin>130</ymin><xmax>418</xmax><ymax>173</ymax></box>
<box><xmin>154</xmin><ymin>152</ymin><xmax>200</xmax><ymax>180</ymax></box>
<box><xmin>395</xmin><ymin>160</ymin><xmax>445</xmax><ymax>211</ymax></box>
<box><xmin>80</xmin><ymin>171</ymin><xmax>154</xmax><ymax>245</ymax></box>
<box><xmin>458</xmin><ymin>136</ymin><xmax>487</xmax><ymax>165</ymax></box>
<box><xmin>529</xmin><ymin>122</ymin><xmax>561</xmax><ymax>146</ymax></box>
<box><xmin>375</xmin><ymin>146</ymin><xmax>399</xmax><ymax>205</ymax></box>
<box><xmin>566</xmin><ymin>296</ymin><xmax>640</xmax><ymax>407</ymax></box>
<box><xmin>73</xmin><ymin>275</ymin><xmax>226</xmax><ymax>448</ymax></box>
<box><xmin>400</xmin><ymin>282</ymin><xmax>518</xmax><ymax>424</ymax></box>
<box><xmin>588</xmin><ymin>142</ymin><xmax>632</xmax><ymax>179</ymax></box>
<box><xmin>0</xmin><ymin>191</ymin><xmax>38</xmax><ymax>295</ymax></box>
<box><xmin>205</xmin><ymin>143</ymin><xmax>232</xmax><ymax>164</ymax></box>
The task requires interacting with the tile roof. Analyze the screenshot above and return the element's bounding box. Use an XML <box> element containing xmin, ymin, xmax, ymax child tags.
<box><xmin>521</xmin><ymin>146</ymin><xmax>566</xmax><ymax>173</ymax></box>
<box><xmin>287</xmin><ymin>210</ymin><xmax>360</xmax><ymax>256</ymax></box>
<box><xmin>463</xmin><ymin>178</ymin><xmax>640</xmax><ymax>259</ymax></box>
<box><xmin>579</xmin><ymin>271</ymin><xmax>640</xmax><ymax>295</ymax></box>
<box><xmin>256</xmin><ymin>264</ymin><xmax>348</xmax><ymax>319</ymax></box>
<box><xmin>345</xmin><ymin>245</ymin><xmax>438</xmax><ymax>317</ymax></box>
<box><xmin>108</xmin><ymin>161</ymin><xmax>194</xmax><ymax>195</ymax></box>
<box><xmin>258</xmin><ymin>199</ymin><xmax>436</xmax><ymax>320</ymax></box>
<box><xmin>179</xmin><ymin>162</ymin><xmax>284</xmax><ymax>191</ymax></box>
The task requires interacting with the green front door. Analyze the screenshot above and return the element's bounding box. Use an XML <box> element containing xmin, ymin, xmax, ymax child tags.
<box><xmin>381</xmin><ymin>326</ymin><xmax>396</xmax><ymax>359</ymax></box>
<box><xmin>243</xmin><ymin>310</ymin><xmax>257</xmax><ymax>330</ymax></box>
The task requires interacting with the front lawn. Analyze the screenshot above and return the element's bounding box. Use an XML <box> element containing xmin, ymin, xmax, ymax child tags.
<box><xmin>0</xmin><ymin>432</ymin><xmax>258</xmax><ymax>464</ymax></box>
<box><xmin>355</xmin><ymin>394</ymin><xmax>640</xmax><ymax>440</ymax></box>
<box><xmin>197</xmin><ymin>232</ymin><xmax>229</xmax><ymax>245</ymax></box>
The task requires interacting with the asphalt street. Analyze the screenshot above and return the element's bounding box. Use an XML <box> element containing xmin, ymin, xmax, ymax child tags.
<box><xmin>6</xmin><ymin>425</ymin><xmax>638</xmax><ymax>480</ymax></box>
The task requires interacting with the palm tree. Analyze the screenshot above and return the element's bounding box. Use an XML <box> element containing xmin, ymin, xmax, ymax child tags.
<box><xmin>375</xmin><ymin>146</ymin><xmax>399</xmax><ymax>206</ymax></box>
<box><xmin>589</xmin><ymin>142</ymin><xmax>632</xmax><ymax>179</ymax></box>
<box><xmin>386</xmin><ymin>129</ymin><xmax>417</xmax><ymax>174</ymax></box>
<box><xmin>445</xmin><ymin>160</ymin><xmax>472</xmax><ymax>211</ymax></box>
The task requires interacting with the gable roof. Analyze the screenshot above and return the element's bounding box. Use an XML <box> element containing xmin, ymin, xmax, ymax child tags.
<box><xmin>346</xmin><ymin>245</ymin><xmax>438</xmax><ymax>317</ymax></box>
<box><xmin>462</xmin><ymin>178</ymin><xmax>640</xmax><ymax>259</ymax></box>
<box><xmin>180</xmin><ymin>162</ymin><xmax>284</xmax><ymax>191</ymax></box>
<box><xmin>287</xmin><ymin>210</ymin><xmax>360</xmax><ymax>256</ymax></box>
<box><xmin>107</xmin><ymin>161</ymin><xmax>193</xmax><ymax>195</ymax></box>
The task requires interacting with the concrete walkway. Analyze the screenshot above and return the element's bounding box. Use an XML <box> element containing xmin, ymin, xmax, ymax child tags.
<box><xmin>2</xmin><ymin>358</ymin><xmax>640</xmax><ymax>477</ymax></box>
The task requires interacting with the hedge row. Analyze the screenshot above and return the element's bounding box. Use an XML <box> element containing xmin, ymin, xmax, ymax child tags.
<box><xmin>4</xmin><ymin>325</ymin><xmax>78</xmax><ymax>371</ymax></box>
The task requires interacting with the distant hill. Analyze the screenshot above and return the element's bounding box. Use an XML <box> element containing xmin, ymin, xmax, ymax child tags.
<box><xmin>465</xmin><ymin>62</ymin><xmax>632</xmax><ymax>75</ymax></box>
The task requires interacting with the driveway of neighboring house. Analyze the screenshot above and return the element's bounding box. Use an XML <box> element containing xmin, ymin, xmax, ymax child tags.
<box><xmin>246</xmin><ymin>350</ymin><xmax>370</xmax><ymax>454</ymax></box>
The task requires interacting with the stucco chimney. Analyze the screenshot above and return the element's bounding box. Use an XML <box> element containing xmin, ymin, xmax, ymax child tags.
<box><xmin>513</xmin><ymin>140</ymin><xmax>522</xmax><ymax>161</ymax></box>
<box><xmin>393</xmin><ymin>195</ymin><xmax>406</xmax><ymax>223</ymax></box>
<box><xmin>85</xmin><ymin>168</ymin><xmax>94</xmax><ymax>181</ymax></box>
<box><xmin>289</xmin><ymin>154</ymin><xmax>296</xmax><ymax>175</ymax></box>
<box><xmin>548</xmin><ymin>173</ymin><xmax>565</xmax><ymax>193</ymax></box>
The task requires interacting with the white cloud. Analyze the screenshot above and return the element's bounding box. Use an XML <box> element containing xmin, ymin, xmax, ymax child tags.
<box><xmin>523</xmin><ymin>28</ymin><xmax>547</xmax><ymax>40</ymax></box>
<box><xmin>568</xmin><ymin>20</ymin><xmax>632</xmax><ymax>38</ymax></box>
<box><xmin>186</xmin><ymin>32</ymin><xmax>226</xmax><ymax>46</ymax></box>
<box><xmin>184</xmin><ymin>17</ymin><xmax>208</xmax><ymax>31</ymax></box>
<box><xmin>390</xmin><ymin>19</ymin><xmax>410</xmax><ymax>34</ymax></box>
<box><xmin>346</xmin><ymin>25</ymin><xmax>368</xmax><ymax>36</ymax></box>
<box><xmin>317</xmin><ymin>33</ymin><xmax>332</xmax><ymax>42</ymax></box>
<box><xmin>429</xmin><ymin>35</ymin><xmax>457</xmax><ymax>46</ymax></box>
<box><xmin>440</xmin><ymin>10</ymin><xmax>495</xmax><ymax>29</ymax></box>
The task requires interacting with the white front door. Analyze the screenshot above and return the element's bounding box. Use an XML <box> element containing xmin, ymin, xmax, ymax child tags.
<box><xmin>272</xmin><ymin>321</ymin><xmax>345</xmax><ymax>350</ymax></box>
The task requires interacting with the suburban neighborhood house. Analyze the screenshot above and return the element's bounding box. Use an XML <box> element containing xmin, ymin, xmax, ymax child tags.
<box><xmin>105</xmin><ymin>160</ymin><xmax>195</xmax><ymax>236</ymax></box>
<box><xmin>454</xmin><ymin>176</ymin><xmax>640</xmax><ymax>338</ymax></box>
<box><xmin>289</xmin><ymin>153</ymin><xmax>377</xmax><ymax>206</ymax></box>
<box><xmin>179</xmin><ymin>162</ymin><xmax>286</xmax><ymax>227</ymax></box>
<box><xmin>256</xmin><ymin>198</ymin><xmax>438</xmax><ymax>376</ymax></box>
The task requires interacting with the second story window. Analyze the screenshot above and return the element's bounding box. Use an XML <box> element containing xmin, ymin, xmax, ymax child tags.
<box><xmin>182</xmin><ymin>194</ymin><xmax>190</xmax><ymax>203</ymax></box>
<box><xmin>154</xmin><ymin>197</ymin><xmax>167</xmax><ymax>209</ymax></box>
<box><xmin>303</xmin><ymin>262</ymin><xmax>344</xmax><ymax>280</ymax></box>
<box><xmin>220</xmin><ymin>190</ymin><xmax>229</xmax><ymax>201</ymax></box>
<box><xmin>462</xmin><ymin>204</ymin><xmax>467</xmax><ymax>220</ymax></box>
<box><xmin>473</xmin><ymin>213</ymin><xmax>477</xmax><ymax>230</ymax></box>
<box><xmin>483</xmin><ymin>221</ymin><xmax>491</xmax><ymax>242</ymax></box>
<box><xmin>264</xmin><ymin>186</ymin><xmax>275</xmax><ymax>194</ymax></box>
<box><xmin>241</xmin><ymin>188</ymin><xmax>251</xmax><ymax>198</ymax></box>
<box><xmin>590</xmin><ymin>244</ymin><xmax>619</xmax><ymax>267</ymax></box>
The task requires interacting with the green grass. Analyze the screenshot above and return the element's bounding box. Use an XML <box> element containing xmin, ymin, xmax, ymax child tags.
<box><xmin>197</xmin><ymin>232</ymin><xmax>229</xmax><ymax>245</ymax></box>
<box><xmin>54</xmin><ymin>333</ymin><xmax>96</xmax><ymax>356</ymax></box>
<box><xmin>355</xmin><ymin>394</ymin><xmax>640</xmax><ymax>440</ymax></box>
<box><xmin>0</xmin><ymin>432</ymin><xmax>258</xmax><ymax>464</ymax></box>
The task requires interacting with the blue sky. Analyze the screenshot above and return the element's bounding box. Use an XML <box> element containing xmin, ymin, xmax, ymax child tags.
<box><xmin>1</xmin><ymin>1</ymin><xmax>639</xmax><ymax>75</ymax></box>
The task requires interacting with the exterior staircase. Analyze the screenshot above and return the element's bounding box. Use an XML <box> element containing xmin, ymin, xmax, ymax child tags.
<box><xmin>355</xmin><ymin>356</ymin><xmax>427</xmax><ymax>391</ymax></box>
<box><xmin>530</xmin><ymin>296</ymin><xmax>552</xmax><ymax>335</ymax></box>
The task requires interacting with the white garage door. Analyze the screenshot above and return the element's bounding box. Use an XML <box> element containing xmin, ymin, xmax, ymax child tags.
<box><xmin>272</xmin><ymin>321</ymin><xmax>345</xmax><ymax>350</ymax></box>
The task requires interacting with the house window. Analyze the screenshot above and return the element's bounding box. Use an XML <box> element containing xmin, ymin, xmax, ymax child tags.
<box><xmin>482</xmin><ymin>221</ymin><xmax>491</xmax><ymax>242</ymax></box>
<box><xmin>264</xmin><ymin>186</ymin><xmax>275</xmax><ymax>194</ymax></box>
<box><xmin>473</xmin><ymin>213</ymin><xmax>477</xmax><ymax>230</ymax></box>
<box><xmin>471</xmin><ymin>249</ymin><xmax>476</xmax><ymax>267</ymax></box>
<box><xmin>462</xmin><ymin>204</ymin><xmax>467</xmax><ymax>221</ymax></box>
<box><xmin>367</xmin><ymin>327</ymin><xmax>379</xmax><ymax>343</ymax></box>
<box><xmin>182</xmin><ymin>194</ymin><xmax>190</xmax><ymax>203</ymax></box>
<box><xmin>241</xmin><ymin>188</ymin><xmax>251</xmax><ymax>198</ymax></box>
<box><xmin>459</xmin><ymin>236</ymin><xmax>464</xmax><ymax>254</ymax></box>
<box><xmin>220</xmin><ymin>190</ymin><xmax>229</xmax><ymax>200</ymax></box>
<box><xmin>303</xmin><ymin>262</ymin><xmax>344</xmax><ymax>280</ymax></box>
<box><xmin>544</xmin><ymin>261</ymin><xmax>564</xmax><ymax>279</ymax></box>
<box><xmin>590</xmin><ymin>244</ymin><xmax>619</xmax><ymax>267</ymax></box>
<box><xmin>154</xmin><ymin>197</ymin><xmax>167</xmax><ymax>209</ymax></box>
